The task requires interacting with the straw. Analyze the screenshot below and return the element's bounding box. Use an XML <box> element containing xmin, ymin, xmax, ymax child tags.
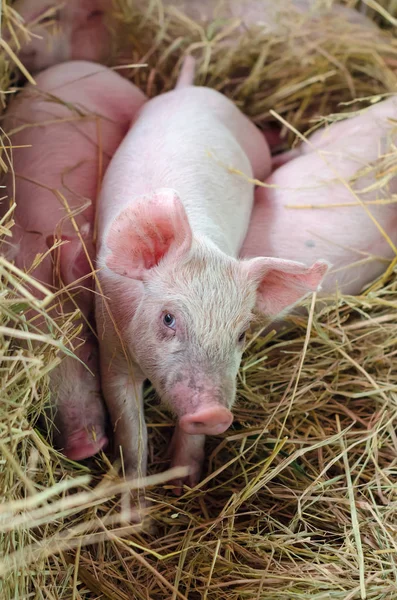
<box><xmin>1</xmin><ymin>0</ymin><xmax>397</xmax><ymax>598</ymax></box>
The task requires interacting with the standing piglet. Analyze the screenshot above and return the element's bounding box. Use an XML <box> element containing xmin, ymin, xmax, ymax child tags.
<box><xmin>241</xmin><ymin>97</ymin><xmax>397</xmax><ymax>297</ymax></box>
<box><xmin>96</xmin><ymin>58</ymin><xmax>327</xmax><ymax>490</ymax></box>
<box><xmin>2</xmin><ymin>60</ymin><xmax>146</xmax><ymax>459</ymax></box>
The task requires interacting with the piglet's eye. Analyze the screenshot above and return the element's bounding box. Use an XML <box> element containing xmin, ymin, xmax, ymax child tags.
<box><xmin>163</xmin><ymin>313</ymin><xmax>176</xmax><ymax>329</ymax></box>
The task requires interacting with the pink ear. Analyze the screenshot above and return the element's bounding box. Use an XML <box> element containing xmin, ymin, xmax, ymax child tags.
<box><xmin>245</xmin><ymin>257</ymin><xmax>329</xmax><ymax>316</ymax></box>
<box><xmin>46</xmin><ymin>229</ymin><xmax>93</xmax><ymax>287</ymax></box>
<box><xmin>105</xmin><ymin>188</ymin><xmax>192</xmax><ymax>279</ymax></box>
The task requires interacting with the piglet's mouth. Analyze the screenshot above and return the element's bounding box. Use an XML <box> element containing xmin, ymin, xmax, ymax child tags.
<box><xmin>179</xmin><ymin>406</ymin><xmax>233</xmax><ymax>436</ymax></box>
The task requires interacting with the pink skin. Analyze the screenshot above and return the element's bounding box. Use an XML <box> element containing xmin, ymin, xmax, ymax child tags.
<box><xmin>1</xmin><ymin>60</ymin><xmax>146</xmax><ymax>459</ymax></box>
<box><xmin>96</xmin><ymin>58</ymin><xmax>327</xmax><ymax>492</ymax></box>
<box><xmin>179</xmin><ymin>406</ymin><xmax>234</xmax><ymax>436</ymax></box>
<box><xmin>43</xmin><ymin>233</ymin><xmax>108</xmax><ymax>460</ymax></box>
<box><xmin>241</xmin><ymin>97</ymin><xmax>397</xmax><ymax>298</ymax></box>
<box><xmin>8</xmin><ymin>0</ymin><xmax>112</xmax><ymax>73</ymax></box>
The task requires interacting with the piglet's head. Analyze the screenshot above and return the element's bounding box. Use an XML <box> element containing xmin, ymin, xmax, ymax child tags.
<box><xmin>106</xmin><ymin>188</ymin><xmax>328</xmax><ymax>436</ymax></box>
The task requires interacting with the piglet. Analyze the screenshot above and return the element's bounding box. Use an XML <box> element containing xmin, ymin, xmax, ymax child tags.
<box><xmin>137</xmin><ymin>0</ymin><xmax>377</xmax><ymax>32</ymax></box>
<box><xmin>241</xmin><ymin>97</ymin><xmax>397</xmax><ymax>297</ymax></box>
<box><xmin>8</xmin><ymin>0</ymin><xmax>379</xmax><ymax>77</ymax></box>
<box><xmin>96</xmin><ymin>57</ymin><xmax>327</xmax><ymax>491</ymax></box>
<box><xmin>2</xmin><ymin>60</ymin><xmax>146</xmax><ymax>459</ymax></box>
<box><xmin>7</xmin><ymin>0</ymin><xmax>111</xmax><ymax>73</ymax></box>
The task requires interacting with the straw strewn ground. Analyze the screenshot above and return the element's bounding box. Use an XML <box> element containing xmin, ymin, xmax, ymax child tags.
<box><xmin>1</xmin><ymin>1</ymin><xmax>397</xmax><ymax>598</ymax></box>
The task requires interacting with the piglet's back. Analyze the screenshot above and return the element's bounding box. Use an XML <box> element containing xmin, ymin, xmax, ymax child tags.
<box><xmin>3</xmin><ymin>61</ymin><xmax>146</xmax><ymax>241</ymax></box>
<box><xmin>97</xmin><ymin>86</ymin><xmax>269</xmax><ymax>255</ymax></box>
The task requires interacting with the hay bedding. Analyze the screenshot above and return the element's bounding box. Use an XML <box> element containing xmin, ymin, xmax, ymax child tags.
<box><xmin>2</xmin><ymin>0</ymin><xmax>397</xmax><ymax>598</ymax></box>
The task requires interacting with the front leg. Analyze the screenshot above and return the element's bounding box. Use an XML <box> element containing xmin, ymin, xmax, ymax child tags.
<box><xmin>99</xmin><ymin>339</ymin><xmax>147</xmax><ymax>481</ymax></box>
<box><xmin>169</xmin><ymin>424</ymin><xmax>205</xmax><ymax>495</ymax></box>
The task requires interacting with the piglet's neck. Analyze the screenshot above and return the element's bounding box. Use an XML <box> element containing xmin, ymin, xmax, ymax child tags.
<box><xmin>186</xmin><ymin>213</ymin><xmax>236</xmax><ymax>257</ymax></box>
<box><xmin>172</xmin><ymin>185</ymin><xmax>242</xmax><ymax>257</ymax></box>
<box><xmin>139</xmin><ymin>182</ymin><xmax>238</xmax><ymax>257</ymax></box>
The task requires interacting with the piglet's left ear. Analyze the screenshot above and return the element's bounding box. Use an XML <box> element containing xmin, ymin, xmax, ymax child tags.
<box><xmin>245</xmin><ymin>257</ymin><xmax>329</xmax><ymax>316</ymax></box>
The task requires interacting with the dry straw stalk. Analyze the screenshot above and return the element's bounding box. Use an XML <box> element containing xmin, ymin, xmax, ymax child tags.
<box><xmin>2</xmin><ymin>0</ymin><xmax>397</xmax><ymax>598</ymax></box>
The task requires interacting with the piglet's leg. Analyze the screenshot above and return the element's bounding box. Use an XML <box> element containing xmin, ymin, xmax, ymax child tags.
<box><xmin>100</xmin><ymin>349</ymin><xmax>149</xmax><ymax>522</ymax></box>
<box><xmin>100</xmin><ymin>352</ymin><xmax>148</xmax><ymax>481</ymax></box>
<box><xmin>169</xmin><ymin>424</ymin><xmax>205</xmax><ymax>495</ymax></box>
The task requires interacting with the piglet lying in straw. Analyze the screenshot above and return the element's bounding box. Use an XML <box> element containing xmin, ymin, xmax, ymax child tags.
<box><xmin>124</xmin><ymin>0</ymin><xmax>380</xmax><ymax>150</ymax></box>
<box><xmin>6</xmin><ymin>0</ymin><xmax>112</xmax><ymax>72</ymax></box>
<box><xmin>153</xmin><ymin>0</ymin><xmax>376</xmax><ymax>31</ymax></box>
<box><xmin>242</xmin><ymin>97</ymin><xmax>397</xmax><ymax>298</ymax></box>
<box><xmin>7</xmin><ymin>0</ymin><xmax>379</xmax><ymax>77</ymax></box>
<box><xmin>96</xmin><ymin>56</ymin><xmax>327</xmax><ymax>492</ymax></box>
<box><xmin>1</xmin><ymin>60</ymin><xmax>146</xmax><ymax>460</ymax></box>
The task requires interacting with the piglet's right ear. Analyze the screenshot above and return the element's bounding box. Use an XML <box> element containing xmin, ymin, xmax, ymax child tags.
<box><xmin>105</xmin><ymin>188</ymin><xmax>193</xmax><ymax>279</ymax></box>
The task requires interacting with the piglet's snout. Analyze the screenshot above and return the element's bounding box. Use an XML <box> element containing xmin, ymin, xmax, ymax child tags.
<box><xmin>179</xmin><ymin>406</ymin><xmax>233</xmax><ymax>435</ymax></box>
